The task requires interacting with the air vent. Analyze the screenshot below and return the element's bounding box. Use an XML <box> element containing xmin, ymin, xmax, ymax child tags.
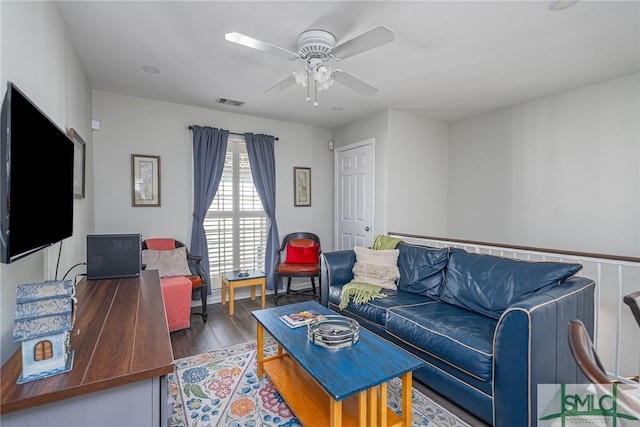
<box><xmin>215</xmin><ymin>97</ymin><xmax>245</xmax><ymax>107</ymax></box>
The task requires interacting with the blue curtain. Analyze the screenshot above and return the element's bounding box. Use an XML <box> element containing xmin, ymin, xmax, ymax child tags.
<box><xmin>245</xmin><ymin>133</ymin><xmax>280</xmax><ymax>290</ymax></box>
<box><xmin>190</xmin><ymin>126</ymin><xmax>229</xmax><ymax>293</ymax></box>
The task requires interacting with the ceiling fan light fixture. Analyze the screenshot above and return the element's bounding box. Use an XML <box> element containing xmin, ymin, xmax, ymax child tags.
<box><xmin>317</xmin><ymin>81</ymin><xmax>334</xmax><ymax>91</ymax></box>
<box><xmin>313</xmin><ymin>64</ymin><xmax>334</xmax><ymax>91</ymax></box>
<box><xmin>293</xmin><ymin>70</ymin><xmax>308</xmax><ymax>87</ymax></box>
<box><xmin>313</xmin><ymin>65</ymin><xmax>331</xmax><ymax>80</ymax></box>
<box><xmin>226</xmin><ymin>26</ymin><xmax>395</xmax><ymax>102</ymax></box>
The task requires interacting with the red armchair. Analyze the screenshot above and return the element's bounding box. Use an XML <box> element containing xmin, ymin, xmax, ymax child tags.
<box><xmin>273</xmin><ymin>232</ymin><xmax>321</xmax><ymax>305</ymax></box>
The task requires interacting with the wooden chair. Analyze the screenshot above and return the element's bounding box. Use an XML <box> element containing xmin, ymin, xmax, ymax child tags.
<box><xmin>142</xmin><ymin>238</ymin><xmax>208</xmax><ymax>322</ymax></box>
<box><xmin>274</xmin><ymin>232</ymin><xmax>321</xmax><ymax>305</ymax></box>
<box><xmin>568</xmin><ymin>319</ymin><xmax>609</xmax><ymax>384</ymax></box>
<box><xmin>568</xmin><ymin>319</ymin><xmax>640</xmax><ymax>416</ymax></box>
<box><xmin>623</xmin><ymin>290</ymin><xmax>640</xmax><ymax>328</ymax></box>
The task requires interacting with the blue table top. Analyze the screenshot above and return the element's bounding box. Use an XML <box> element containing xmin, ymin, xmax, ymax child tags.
<box><xmin>221</xmin><ymin>269</ymin><xmax>265</xmax><ymax>281</ymax></box>
<box><xmin>252</xmin><ymin>301</ymin><xmax>424</xmax><ymax>401</ymax></box>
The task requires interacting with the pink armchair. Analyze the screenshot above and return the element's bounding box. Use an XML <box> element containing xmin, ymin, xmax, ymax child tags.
<box><xmin>142</xmin><ymin>238</ymin><xmax>208</xmax><ymax>331</ymax></box>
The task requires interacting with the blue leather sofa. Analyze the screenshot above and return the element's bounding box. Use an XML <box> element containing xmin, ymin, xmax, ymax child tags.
<box><xmin>320</xmin><ymin>242</ymin><xmax>595</xmax><ymax>427</ymax></box>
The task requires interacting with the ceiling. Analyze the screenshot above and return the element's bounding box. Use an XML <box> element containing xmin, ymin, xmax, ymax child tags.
<box><xmin>57</xmin><ymin>1</ymin><xmax>639</xmax><ymax>129</ymax></box>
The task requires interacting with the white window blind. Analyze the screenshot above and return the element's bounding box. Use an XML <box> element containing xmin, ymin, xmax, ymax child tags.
<box><xmin>204</xmin><ymin>139</ymin><xmax>266</xmax><ymax>285</ymax></box>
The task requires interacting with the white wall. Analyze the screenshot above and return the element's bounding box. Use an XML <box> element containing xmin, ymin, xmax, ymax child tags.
<box><xmin>387</xmin><ymin>110</ymin><xmax>448</xmax><ymax>236</ymax></box>
<box><xmin>332</xmin><ymin>110</ymin><xmax>449</xmax><ymax>237</ymax></box>
<box><xmin>0</xmin><ymin>1</ymin><xmax>94</xmax><ymax>364</ymax></box>
<box><xmin>332</xmin><ymin>74</ymin><xmax>638</xmax><ymax>258</ymax></box>
<box><xmin>91</xmin><ymin>90</ymin><xmax>334</xmax><ymax>266</ymax></box>
<box><xmin>448</xmin><ymin>73</ymin><xmax>640</xmax><ymax>257</ymax></box>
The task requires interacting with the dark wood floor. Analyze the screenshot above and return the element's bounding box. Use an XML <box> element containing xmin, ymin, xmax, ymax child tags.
<box><xmin>170</xmin><ymin>294</ymin><xmax>490</xmax><ymax>427</ymax></box>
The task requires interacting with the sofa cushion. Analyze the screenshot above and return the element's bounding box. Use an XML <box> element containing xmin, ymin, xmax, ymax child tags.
<box><xmin>352</xmin><ymin>246</ymin><xmax>400</xmax><ymax>290</ymax></box>
<box><xmin>386</xmin><ymin>302</ymin><xmax>497</xmax><ymax>382</ymax></box>
<box><xmin>328</xmin><ymin>283</ymin><xmax>436</xmax><ymax>327</ymax></box>
<box><xmin>396</xmin><ymin>243</ymin><xmax>449</xmax><ymax>299</ymax></box>
<box><xmin>440</xmin><ymin>248</ymin><xmax>583</xmax><ymax>319</ymax></box>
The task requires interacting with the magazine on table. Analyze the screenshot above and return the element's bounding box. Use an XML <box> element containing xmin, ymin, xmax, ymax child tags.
<box><xmin>279</xmin><ymin>309</ymin><xmax>322</xmax><ymax>328</ymax></box>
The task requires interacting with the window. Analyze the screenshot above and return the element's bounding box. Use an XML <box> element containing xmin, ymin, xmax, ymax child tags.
<box><xmin>34</xmin><ymin>340</ymin><xmax>53</xmax><ymax>361</ymax></box>
<box><xmin>205</xmin><ymin>138</ymin><xmax>266</xmax><ymax>286</ymax></box>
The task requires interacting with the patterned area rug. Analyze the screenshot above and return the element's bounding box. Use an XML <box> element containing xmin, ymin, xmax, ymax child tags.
<box><xmin>168</xmin><ymin>339</ymin><xmax>471</xmax><ymax>427</ymax></box>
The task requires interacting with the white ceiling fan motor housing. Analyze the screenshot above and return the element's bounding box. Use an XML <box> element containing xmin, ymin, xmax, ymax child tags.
<box><xmin>296</xmin><ymin>30</ymin><xmax>336</xmax><ymax>60</ymax></box>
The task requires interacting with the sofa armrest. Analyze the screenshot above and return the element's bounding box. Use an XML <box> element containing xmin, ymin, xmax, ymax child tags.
<box><xmin>320</xmin><ymin>250</ymin><xmax>356</xmax><ymax>306</ymax></box>
<box><xmin>493</xmin><ymin>276</ymin><xmax>595</xmax><ymax>427</ymax></box>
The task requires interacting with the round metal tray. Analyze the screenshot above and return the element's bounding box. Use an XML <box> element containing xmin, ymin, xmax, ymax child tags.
<box><xmin>307</xmin><ymin>315</ymin><xmax>359</xmax><ymax>348</ymax></box>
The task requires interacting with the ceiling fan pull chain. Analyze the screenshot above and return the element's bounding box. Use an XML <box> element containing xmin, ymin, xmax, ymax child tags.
<box><xmin>313</xmin><ymin>76</ymin><xmax>319</xmax><ymax>107</ymax></box>
<box><xmin>306</xmin><ymin>63</ymin><xmax>311</xmax><ymax>103</ymax></box>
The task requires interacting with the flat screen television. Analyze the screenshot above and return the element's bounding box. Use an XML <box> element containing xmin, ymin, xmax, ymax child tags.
<box><xmin>0</xmin><ymin>81</ymin><xmax>74</xmax><ymax>264</ymax></box>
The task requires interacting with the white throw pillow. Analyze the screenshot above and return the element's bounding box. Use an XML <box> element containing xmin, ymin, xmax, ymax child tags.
<box><xmin>352</xmin><ymin>246</ymin><xmax>400</xmax><ymax>290</ymax></box>
<box><xmin>142</xmin><ymin>247</ymin><xmax>192</xmax><ymax>277</ymax></box>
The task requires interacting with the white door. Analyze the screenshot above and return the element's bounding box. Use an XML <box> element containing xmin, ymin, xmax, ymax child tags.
<box><xmin>335</xmin><ymin>139</ymin><xmax>374</xmax><ymax>250</ymax></box>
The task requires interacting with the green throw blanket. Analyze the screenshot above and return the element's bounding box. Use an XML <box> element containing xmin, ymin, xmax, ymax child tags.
<box><xmin>338</xmin><ymin>235</ymin><xmax>403</xmax><ymax>309</ymax></box>
<box><xmin>372</xmin><ymin>234</ymin><xmax>403</xmax><ymax>250</ymax></box>
<box><xmin>338</xmin><ymin>282</ymin><xmax>388</xmax><ymax>309</ymax></box>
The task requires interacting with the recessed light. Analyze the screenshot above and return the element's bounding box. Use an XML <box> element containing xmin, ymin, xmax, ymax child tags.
<box><xmin>142</xmin><ymin>65</ymin><xmax>160</xmax><ymax>74</ymax></box>
<box><xmin>331</xmin><ymin>107</ymin><xmax>343</xmax><ymax>112</ymax></box>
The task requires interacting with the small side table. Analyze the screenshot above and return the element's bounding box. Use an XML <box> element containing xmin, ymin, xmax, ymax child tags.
<box><xmin>221</xmin><ymin>270</ymin><xmax>266</xmax><ymax>316</ymax></box>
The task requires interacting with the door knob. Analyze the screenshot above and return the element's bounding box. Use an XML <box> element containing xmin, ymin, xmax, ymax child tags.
<box><xmin>365</xmin><ymin>226</ymin><xmax>370</xmax><ymax>231</ymax></box>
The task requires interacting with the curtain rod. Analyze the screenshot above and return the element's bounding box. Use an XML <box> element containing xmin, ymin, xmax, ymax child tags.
<box><xmin>188</xmin><ymin>125</ymin><xmax>279</xmax><ymax>140</ymax></box>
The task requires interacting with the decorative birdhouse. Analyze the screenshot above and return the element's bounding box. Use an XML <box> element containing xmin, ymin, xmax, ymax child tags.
<box><xmin>13</xmin><ymin>280</ymin><xmax>76</xmax><ymax>384</ymax></box>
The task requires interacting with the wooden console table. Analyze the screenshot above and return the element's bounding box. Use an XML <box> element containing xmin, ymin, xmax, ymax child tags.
<box><xmin>0</xmin><ymin>270</ymin><xmax>174</xmax><ymax>426</ymax></box>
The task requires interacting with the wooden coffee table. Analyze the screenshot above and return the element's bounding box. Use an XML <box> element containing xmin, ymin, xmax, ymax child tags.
<box><xmin>252</xmin><ymin>301</ymin><xmax>424</xmax><ymax>427</ymax></box>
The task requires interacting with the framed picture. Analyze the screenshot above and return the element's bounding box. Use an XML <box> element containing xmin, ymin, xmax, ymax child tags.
<box><xmin>293</xmin><ymin>167</ymin><xmax>311</xmax><ymax>207</ymax></box>
<box><xmin>131</xmin><ymin>154</ymin><xmax>161</xmax><ymax>207</ymax></box>
<box><xmin>69</xmin><ymin>128</ymin><xmax>86</xmax><ymax>199</ymax></box>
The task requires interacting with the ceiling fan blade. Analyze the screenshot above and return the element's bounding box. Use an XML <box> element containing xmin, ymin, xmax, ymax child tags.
<box><xmin>265</xmin><ymin>75</ymin><xmax>296</xmax><ymax>94</ymax></box>
<box><xmin>333</xmin><ymin>71</ymin><xmax>378</xmax><ymax>96</ymax></box>
<box><xmin>225</xmin><ymin>32</ymin><xmax>298</xmax><ymax>60</ymax></box>
<box><xmin>332</xmin><ymin>26</ymin><xmax>395</xmax><ymax>60</ymax></box>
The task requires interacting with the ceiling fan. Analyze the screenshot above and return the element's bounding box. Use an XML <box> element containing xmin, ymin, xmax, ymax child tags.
<box><xmin>225</xmin><ymin>26</ymin><xmax>395</xmax><ymax>105</ymax></box>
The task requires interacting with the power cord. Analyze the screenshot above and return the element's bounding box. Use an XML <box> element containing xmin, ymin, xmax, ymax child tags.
<box><xmin>63</xmin><ymin>262</ymin><xmax>87</xmax><ymax>280</ymax></box>
<box><xmin>55</xmin><ymin>241</ymin><xmax>63</xmax><ymax>280</ymax></box>
<box><xmin>73</xmin><ymin>272</ymin><xmax>87</xmax><ymax>286</ymax></box>
<box><xmin>53</xmin><ymin>239</ymin><xmax>87</xmax><ymax>281</ymax></box>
